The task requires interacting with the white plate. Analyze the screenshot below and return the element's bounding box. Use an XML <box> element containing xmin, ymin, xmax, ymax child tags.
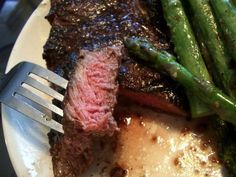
<box><xmin>2</xmin><ymin>1</ymin><xmax>53</xmax><ymax>176</ymax></box>
<box><xmin>1</xmin><ymin>1</ymin><xmax>226</xmax><ymax>177</ymax></box>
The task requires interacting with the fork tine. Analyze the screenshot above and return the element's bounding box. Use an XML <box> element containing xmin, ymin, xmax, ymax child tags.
<box><xmin>31</xmin><ymin>64</ymin><xmax>68</xmax><ymax>89</ymax></box>
<box><xmin>16</xmin><ymin>86</ymin><xmax>63</xmax><ymax>117</ymax></box>
<box><xmin>7</xmin><ymin>97</ymin><xmax>64</xmax><ymax>133</ymax></box>
<box><xmin>24</xmin><ymin>77</ymin><xmax>64</xmax><ymax>101</ymax></box>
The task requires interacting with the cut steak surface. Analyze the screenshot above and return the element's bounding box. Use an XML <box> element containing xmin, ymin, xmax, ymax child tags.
<box><xmin>64</xmin><ymin>47</ymin><xmax>122</xmax><ymax>135</ymax></box>
<box><xmin>51</xmin><ymin>47</ymin><xmax>122</xmax><ymax>177</ymax></box>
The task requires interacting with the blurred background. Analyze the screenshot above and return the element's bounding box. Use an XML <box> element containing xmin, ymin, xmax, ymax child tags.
<box><xmin>0</xmin><ymin>0</ymin><xmax>41</xmax><ymax>176</ymax></box>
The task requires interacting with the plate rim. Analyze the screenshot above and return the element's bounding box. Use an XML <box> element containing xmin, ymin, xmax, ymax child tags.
<box><xmin>2</xmin><ymin>1</ymin><xmax>53</xmax><ymax>176</ymax></box>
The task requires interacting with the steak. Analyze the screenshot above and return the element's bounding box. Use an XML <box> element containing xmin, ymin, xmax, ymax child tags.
<box><xmin>43</xmin><ymin>0</ymin><xmax>187</xmax><ymax>176</ymax></box>
<box><xmin>51</xmin><ymin>47</ymin><xmax>122</xmax><ymax>177</ymax></box>
<box><xmin>43</xmin><ymin>0</ymin><xmax>185</xmax><ymax>116</ymax></box>
<box><xmin>64</xmin><ymin>47</ymin><xmax>122</xmax><ymax>135</ymax></box>
<box><xmin>118</xmin><ymin>60</ymin><xmax>187</xmax><ymax>116</ymax></box>
<box><xmin>50</xmin><ymin>131</ymin><xmax>93</xmax><ymax>177</ymax></box>
<box><xmin>43</xmin><ymin>0</ymin><xmax>169</xmax><ymax>72</ymax></box>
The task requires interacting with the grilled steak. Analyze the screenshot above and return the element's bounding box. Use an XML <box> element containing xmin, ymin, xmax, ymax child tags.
<box><xmin>43</xmin><ymin>0</ymin><xmax>185</xmax><ymax>115</ymax></box>
<box><xmin>43</xmin><ymin>0</ymin><xmax>169</xmax><ymax>71</ymax></box>
<box><xmin>44</xmin><ymin>0</ymin><xmax>187</xmax><ymax>176</ymax></box>
<box><xmin>118</xmin><ymin>60</ymin><xmax>187</xmax><ymax>116</ymax></box>
<box><xmin>51</xmin><ymin>47</ymin><xmax>122</xmax><ymax>177</ymax></box>
<box><xmin>64</xmin><ymin>47</ymin><xmax>122</xmax><ymax>135</ymax></box>
<box><xmin>50</xmin><ymin>131</ymin><xmax>93</xmax><ymax>177</ymax></box>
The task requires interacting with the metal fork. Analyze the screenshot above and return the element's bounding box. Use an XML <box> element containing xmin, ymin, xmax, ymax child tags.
<box><xmin>0</xmin><ymin>62</ymin><xmax>68</xmax><ymax>134</ymax></box>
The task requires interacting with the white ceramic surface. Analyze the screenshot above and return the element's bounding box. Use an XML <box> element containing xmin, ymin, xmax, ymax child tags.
<box><xmin>2</xmin><ymin>1</ymin><xmax>53</xmax><ymax>176</ymax></box>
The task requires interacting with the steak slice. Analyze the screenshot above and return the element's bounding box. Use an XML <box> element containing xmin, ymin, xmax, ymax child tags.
<box><xmin>64</xmin><ymin>47</ymin><xmax>122</xmax><ymax>135</ymax></box>
<box><xmin>51</xmin><ymin>47</ymin><xmax>122</xmax><ymax>177</ymax></box>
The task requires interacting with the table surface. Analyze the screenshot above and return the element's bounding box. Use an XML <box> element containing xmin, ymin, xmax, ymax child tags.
<box><xmin>0</xmin><ymin>1</ymin><xmax>40</xmax><ymax>176</ymax></box>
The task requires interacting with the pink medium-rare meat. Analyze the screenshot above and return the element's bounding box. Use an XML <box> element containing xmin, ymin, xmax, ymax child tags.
<box><xmin>63</xmin><ymin>47</ymin><xmax>122</xmax><ymax>135</ymax></box>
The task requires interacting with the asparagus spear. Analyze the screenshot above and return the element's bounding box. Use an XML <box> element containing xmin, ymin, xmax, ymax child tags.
<box><xmin>210</xmin><ymin>0</ymin><xmax>236</xmax><ymax>62</ymax></box>
<box><xmin>187</xmin><ymin>0</ymin><xmax>235</xmax><ymax>97</ymax></box>
<box><xmin>181</xmin><ymin>1</ymin><xmax>219</xmax><ymax>84</ymax></box>
<box><xmin>124</xmin><ymin>37</ymin><xmax>236</xmax><ymax>125</ymax></box>
<box><xmin>193</xmin><ymin>28</ymin><xmax>219</xmax><ymax>85</ymax></box>
<box><xmin>179</xmin><ymin>4</ymin><xmax>236</xmax><ymax>169</ymax></box>
<box><xmin>160</xmin><ymin>0</ymin><xmax>213</xmax><ymax>118</ymax></box>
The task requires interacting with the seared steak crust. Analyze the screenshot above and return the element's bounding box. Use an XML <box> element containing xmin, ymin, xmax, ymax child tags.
<box><xmin>43</xmin><ymin>0</ymin><xmax>169</xmax><ymax>75</ymax></box>
<box><xmin>50</xmin><ymin>131</ymin><xmax>93</xmax><ymax>177</ymax></box>
<box><xmin>118</xmin><ymin>60</ymin><xmax>184</xmax><ymax>104</ymax></box>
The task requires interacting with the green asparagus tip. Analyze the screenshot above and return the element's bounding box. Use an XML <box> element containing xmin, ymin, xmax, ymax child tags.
<box><xmin>125</xmin><ymin>37</ymin><xmax>158</xmax><ymax>63</ymax></box>
<box><xmin>124</xmin><ymin>37</ymin><xmax>151</xmax><ymax>57</ymax></box>
<box><xmin>125</xmin><ymin>37</ymin><xmax>176</xmax><ymax>66</ymax></box>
